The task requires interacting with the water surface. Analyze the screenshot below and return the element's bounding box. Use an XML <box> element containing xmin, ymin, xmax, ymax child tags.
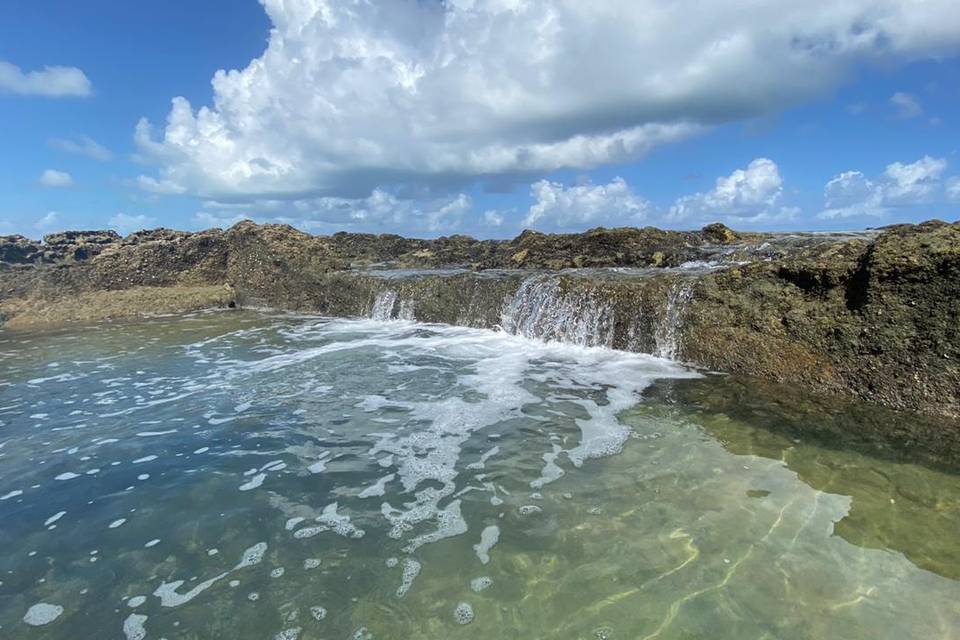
<box><xmin>1</xmin><ymin>311</ymin><xmax>958</xmax><ymax>639</ymax></box>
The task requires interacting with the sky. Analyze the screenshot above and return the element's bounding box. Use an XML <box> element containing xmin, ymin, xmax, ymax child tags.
<box><xmin>1</xmin><ymin>0</ymin><xmax>959</xmax><ymax>240</ymax></box>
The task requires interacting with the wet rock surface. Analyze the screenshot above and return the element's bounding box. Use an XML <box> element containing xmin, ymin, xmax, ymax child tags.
<box><xmin>1</xmin><ymin>219</ymin><xmax>958</xmax><ymax>422</ymax></box>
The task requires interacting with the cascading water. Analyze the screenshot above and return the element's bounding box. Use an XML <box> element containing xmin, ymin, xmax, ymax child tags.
<box><xmin>654</xmin><ymin>281</ymin><xmax>693</xmax><ymax>360</ymax></box>
<box><xmin>499</xmin><ymin>275</ymin><xmax>616</xmax><ymax>348</ymax></box>
<box><xmin>370</xmin><ymin>290</ymin><xmax>399</xmax><ymax>320</ymax></box>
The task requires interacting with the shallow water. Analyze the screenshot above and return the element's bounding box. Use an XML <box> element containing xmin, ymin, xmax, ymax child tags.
<box><xmin>1</xmin><ymin>311</ymin><xmax>958</xmax><ymax>639</ymax></box>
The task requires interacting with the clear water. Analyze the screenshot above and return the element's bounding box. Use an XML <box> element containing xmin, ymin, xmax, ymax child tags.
<box><xmin>1</xmin><ymin>311</ymin><xmax>958</xmax><ymax>639</ymax></box>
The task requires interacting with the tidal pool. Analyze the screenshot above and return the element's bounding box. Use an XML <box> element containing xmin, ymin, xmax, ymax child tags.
<box><xmin>0</xmin><ymin>311</ymin><xmax>958</xmax><ymax>639</ymax></box>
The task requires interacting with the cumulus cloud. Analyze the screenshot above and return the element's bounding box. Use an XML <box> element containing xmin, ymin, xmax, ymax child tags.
<box><xmin>668</xmin><ymin>158</ymin><xmax>793</xmax><ymax>224</ymax></box>
<box><xmin>0</xmin><ymin>61</ymin><xmax>92</xmax><ymax>97</ymax></box>
<box><xmin>523</xmin><ymin>177</ymin><xmax>652</xmax><ymax>230</ymax></box>
<box><xmin>39</xmin><ymin>169</ymin><xmax>74</xmax><ymax>188</ymax></box>
<box><xmin>820</xmin><ymin>156</ymin><xmax>948</xmax><ymax>218</ymax></box>
<box><xmin>889</xmin><ymin>92</ymin><xmax>923</xmax><ymax>118</ymax></box>
<box><xmin>49</xmin><ymin>136</ymin><xmax>112</xmax><ymax>161</ymax></box>
<box><xmin>134</xmin><ymin>0</ymin><xmax>960</xmax><ymax>201</ymax></box>
<box><xmin>109</xmin><ymin>213</ymin><xmax>157</xmax><ymax>235</ymax></box>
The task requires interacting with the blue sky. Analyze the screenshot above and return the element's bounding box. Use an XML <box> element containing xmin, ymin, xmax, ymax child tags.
<box><xmin>1</xmin><ymin>0</ymin><xmax>959</xmax><ymax>239</ymax></box>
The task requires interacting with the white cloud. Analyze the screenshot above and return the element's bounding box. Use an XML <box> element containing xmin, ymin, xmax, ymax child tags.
<box><xmin>39</xmin><ymin>169</ymin><xmax>74</xmax><ymax>188</ymax></box>
<box><xmin>947</xmin><ymin>177</ymin><xmax>960</xmax><ymax>202</ymax></box>
<box><xmin>890</xmin><ymin>92</ymin><xmax>923</xmax><ymax>118</ymax></box>
<box><xmin>109</xmin><ymin>213</ymin><xmax>157</xmax><ymax>235</ymax></box>
<box><xmin>482</xmin><ymin>210</ymin><xmax>505</xmax><ymax>227</ymax></box>
<box><xmin>50</xmin><ymin>136</ymin><xmax>112</xmax><ymax>161</ymax></box>
<box><xmin>195</xmin><ymin>190</ymin><xmax>473</xmax><ymax>234</ymax></box>
<box><xmin>136</xmin><ymin>175</ymin><xmax>187</xmax><ymax>195</ymax></box>
<box><xmin>34</xmin><ymin>211</ymin><xmax>60</xmax><ymax>231</ymax></box>
<box><xmin>523</xmin><ymin>177</ymin><xmax>651</xmax><ymax>230</ymax></box>
<box><xmin>194</xmin><ymin>211</ymin><xmax>251</xmax><ymax>229</ymax></box>
<box><xmin>134</xmin><ymin>0</ymin><xmax>960</xmax><ymax>201</ymax></box>
<box><xmin>0</xmin><ymin>60</ymin><xmax>91</xmax><ymax>97</ymax></box>
<box><xmin>820</xmin><ymin>156</ymin><xmax>948</xmax><ymax>218</ymax></box>
<box><xmin>669</xmin><ymin>158</ymin><xmax>791</xmax><ymax>224</ymax></box>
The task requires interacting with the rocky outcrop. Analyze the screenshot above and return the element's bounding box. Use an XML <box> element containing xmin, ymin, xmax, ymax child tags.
<box><xmin>1</xmin><ymin>219</ymin><xmax>958</xmax><ymax>422</ymax></box>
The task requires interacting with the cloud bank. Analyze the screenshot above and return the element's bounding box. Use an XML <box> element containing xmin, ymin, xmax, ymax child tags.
<box><xmin>135</xmin><ymin>0</ymin><xmax>960</xmax><ymax>202</ymax></box>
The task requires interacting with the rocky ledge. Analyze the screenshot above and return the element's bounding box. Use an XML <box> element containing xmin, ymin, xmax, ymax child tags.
<box><xmin>1</xmin><ymin>220</ymin><xmax>958</xmax><ymax>423</ymax></box>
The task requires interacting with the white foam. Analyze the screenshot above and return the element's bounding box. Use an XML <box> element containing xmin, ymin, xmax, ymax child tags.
<box><xmin>132</xmin><ymin>455</ymin><xmax>158</xmax><ymax>464</ymax></box>
<box><xmin>109</xmin><ymin>518</ymin><xmax>127</xmax><ymax>529</ymax></box>
<box><xmin>154</xmin><ymin>573</ymin><xmax>227</xmax><ymax>607</ymax></box>
<box><xmin>239</xmin><ymin>473</ymin><xmax>266</xmax><ymax>491</ymax></box>
<box><xmin>317</xmin><ymin>502</ymin><xmax>365</xmax><ymax>539</ymax></box>
<box><xmin>123</xmin><ymin>613</ymin><xmax>148</xmax><ymax>640</ymax></box>
<box><xmin>127</xmin><ymin>596</ymin><xmax>147</xmax><ymax>608</ymax></box>
<box><xmin>285</xmin><ymin>517</ymin><xmax>305</xmax><ymax>531</ymax></box>
<box><xmin>473</xmin><ymin>525</ymin><xmax>500</xmax><ymax>565</ymax></box>
<box><xmin>307</xmin><ymin>451</ymin><xmax>332</xmax><ymax>474</ymax></box>
<box><xmin>303</xmin><ymin>558</ymin><xmax>321</xmax><ymax>570</ymax></box>
<box><xmin>55</xmin><ymin>472</ymin><xmax>80</xmax><ymax>481</ymax></box>
<box><xmin>23</xmin><ymin>602</ymin><xmax>63</xmax><ymax>626</ymax></box>
<box><xmin>470</xmin><ymin>576</ymin><xmax>493</xmax><ymax>592</ymax></box>
<box><xmin>271</xmin><ymin>567</ymin><xmax>286</xmax><ymax>578</ymax></box>
<box><xmin>193</xmin><ymin>447</ymin><xmax>210</xmax><ymax>454</ymax></box>
<box><xmin>310</xmin><ymin>606</ymin><xmax>327</xmax><ymax>621</ymax></box>
<box><xmin>144</xmin><ymin>539</ymin><xmax>161</xmax><ymax>548</ymax></box>
<box><xmin>136</xmin><ymin>430</ymin><xmax>177</xmax><ymax>437</ymax></box>
<box><xmin>454</xmin><ymin>602</ymin><xmax>475</xmax><ymax>625</ymax></box>
<box><xmin>274</xmin><ymin>628</ymin><xmax>301</xmax><ymax>640</ymax></box>
<box><xmin>358</xmin><ymin>473</ymin><xmax>395</xmax><ymax>499</ymax></box>
<box><xmin>236</xmin><ymin>541</ymin><xmax>268</xmax><ymax>568</ymax></box>
<box><xmin>396</xmin><ymin>558</ymin><xmax>421</xmax><ymax>598</ymax></box>
<box><xmin>1</xmin><ymin>489</ymin><xmax>23</xmax><ymax>500</ymax></box>
<box><xmin>44</xmin><ymin>511</ymin><xmax>66</xmax><ymax>526</ymax></box>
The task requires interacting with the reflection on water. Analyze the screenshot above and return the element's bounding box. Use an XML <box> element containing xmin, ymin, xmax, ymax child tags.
<box><xmin>0</xmin><ymin>311</ymin><xmax>958</xmax><ymax>639</ymax></box>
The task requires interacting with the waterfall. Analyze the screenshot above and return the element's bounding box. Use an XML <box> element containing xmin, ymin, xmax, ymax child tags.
<box><xmin>500</xmin><ymin>275</ymin><xmax>616</xmax><ymax>348</ymax></box>
<box><xmin>398</xmin><ymin>299</ymin><xmax>416</xmax><ymax>321</ymax></box>
<box><xmin>654</xmin><ymin>282</ymin><xmax>693</xmax><ymax>360</ymax></box>
<box><xmin>371</xmin><ymin>290</ymin><xmax>399</xmax><ymax>320</ymax></box>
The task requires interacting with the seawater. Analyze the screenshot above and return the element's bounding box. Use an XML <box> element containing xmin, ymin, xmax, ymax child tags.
<box><xmin>0</xmin><ymin>311</ymin><xmax>958</xmax><ymax>639</ymax></box>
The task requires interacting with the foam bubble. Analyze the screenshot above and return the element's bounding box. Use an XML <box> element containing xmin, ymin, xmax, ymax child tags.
<box><xmin>132</xmin><ymin>455</ymin><xmax>158</xmax><ymax>464</ymax></box>
<box><xmin>454</xmin><ymin>602</ymin><xmax>474</xmax><ymax>625</ymax></box>
<box><xmin>470</xmin><ymin>576</ymin><xmax>493</xmax><ymax>592</ymax></box>
<box><xmin>23</xmin><ymin>603</ymin><xmax>63</xmax><ymax>626</ymax></box>
<box><xmin>109</xmin><ymin>518</ymin><xmax>127</xmax><ymax>529</ymax></box>
<box><xmin>310</xmin><ymin>606</ymin><xmax>327</xmax><ymax>621</ymax></box>
<box><xmin>235</xmin><ymin>542</ymin><xmax>268</xmax><ymax>569</ymax></box>
<box><xmin>473</xmin><ymin>525</ymin><xmax>500</xmax><ymax>565</ymax></box>
<box><xmin>1</xmin><ymin>489</ymin><xmax>22</xmax><ymax>500</ymax></box>
<box><xmin>303</xmin><ymin>558</ymin><xmax>321</xmax><ymax>570</ymax></box>
<box><xmin>144</xmin><ymin>539</ymin><xmax>160</xmax><ymax>548</ymax></box>
<box><xmin>396</xmin><ymin>558</ymin><xmax>422</xmax><ymax>598</ymax></box>
<box><xmin>274</xmin><ymin>628</ymin><xmax>301</xmax><ymax>640</ymax></box>
<box><xmin>271</xmin><ymin>567</ymin><xmax>285</xmax><ymax>578</ymax></box>
<box><xmin>55</xmin><ymin>472</ymin><xmax>80</xmax><ymax>481</ymax></box>
<box><xmin>127</xmin><ymin>596</ymin><xmax>146</xmax><ymax>608</ymax></box>
<box><xmin>123</xmin><ymin>613</ymin><xmax>147</xmax><ymax>640</ymax></box>
<box><xmin>519</xmin><ymin>505</ymin><xmax>542</xmax><ymax>516</ymax></box>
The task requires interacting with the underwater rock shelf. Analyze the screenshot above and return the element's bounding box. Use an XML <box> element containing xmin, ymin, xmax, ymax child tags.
<box><xmin>1</xmin><ymin>219</ymin><xmax>958</xmax><ymax>421</ymax></box>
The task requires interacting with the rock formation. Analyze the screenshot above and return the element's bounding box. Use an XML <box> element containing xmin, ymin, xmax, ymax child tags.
<box><xmin>1</xmin><ymin>220</ymin><xmax>958</xmax><ymax>421</ymax></box>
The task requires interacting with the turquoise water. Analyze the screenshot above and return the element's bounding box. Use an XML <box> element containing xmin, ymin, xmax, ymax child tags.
<box><xmin>1</xmin><ymin>311</ymin><xmax>958</xmax><ymax>639</ymax></box>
